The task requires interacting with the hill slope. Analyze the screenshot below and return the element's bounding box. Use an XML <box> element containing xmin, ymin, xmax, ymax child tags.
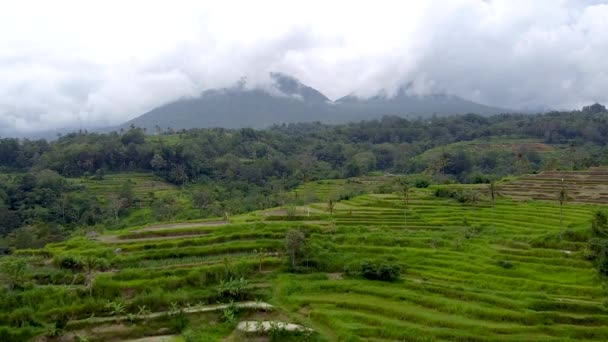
<box><xmin>123</xmin><ymin>74</ymin><xmax>510</xmax><ymax>130</ymax></box>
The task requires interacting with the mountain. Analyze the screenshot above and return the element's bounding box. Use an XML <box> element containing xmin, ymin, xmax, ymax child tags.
<box><xmin>335</xmin><ymin>86</ymin><xmax>507</xmax><ymax>119</ymax></box>
<box><xmin>122</xmin><ymin>73</ymin><xmax>510</xmax><ymax>131</ymax></box>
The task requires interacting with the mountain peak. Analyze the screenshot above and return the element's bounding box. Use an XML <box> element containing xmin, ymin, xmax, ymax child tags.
<box><xmin>269</xmin><ymin>72</ymin><xmax>329</xmax><ymax>103</ymax></box>
<box><xmin>123</xmin><ymin>76</ymin><xmax>511</xmax><ymax>131</ymax></box>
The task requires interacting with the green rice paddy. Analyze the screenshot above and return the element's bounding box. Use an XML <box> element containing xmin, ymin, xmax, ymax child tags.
<box><xmin>2</xmin><ymin>176</ymin><xmax>607</xmax><ymax>341</ymax></box>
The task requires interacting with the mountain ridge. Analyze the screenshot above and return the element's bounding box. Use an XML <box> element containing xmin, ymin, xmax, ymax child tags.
<box><xmin>122</xmin><ymin>73</ymin><xmax>511</xmax><ymax>131</ymax></box>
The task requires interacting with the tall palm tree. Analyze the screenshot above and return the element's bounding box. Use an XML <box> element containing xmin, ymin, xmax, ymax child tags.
<box><xmin>402</xmin><ymin>182</ymin><xmax>410</xmax><ymax>229</ymax></box>
<box><xmin>558</xmin><ymin>179</ymin><xmax>568</xmax><ymax>240</ymax></box>
<box><xmin>327</xmin><ymin>199</ymin><xmax>336</xmax><ymax>234</ymax></box>
<box><xmin>489</xmin><ymin>181</ymin><xmax>497</xmax><ymax>234</ymax></box>
<box><xmin>327</xmin><ymin>199</ymin><xmax>334</xmax><ymax>218</ymax></box>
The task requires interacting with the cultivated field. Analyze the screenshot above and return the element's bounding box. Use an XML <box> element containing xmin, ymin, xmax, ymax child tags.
<box><xmin>1</xmin><ymin>176</ymin><xmax>607</xmax><ymax>341</ymax></box>
<box><xmin>499</xmin><ymin>167</ymin><xmax>608</xmax><ymax>204</ymax></box>
<box><xmin>67</xmin><ymin>173</ymin><xmax>176</xmax><ymax>202</ymax></box>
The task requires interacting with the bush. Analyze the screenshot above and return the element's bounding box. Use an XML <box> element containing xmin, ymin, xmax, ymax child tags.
<box><xmin>412</xmin><ymin>178</ymin><xmax>431</xmax><ymax>188</ymax></box>
<box><xmin>169</xmin><ymin>311</ymin><xmax>189</xmax><ymax>332</ymax></box>
<box><xmin>360</xmin><ymin>260</ymin><xmax>400</xmax><ymax>281</ymax></box>
<box><xmin>54</xmin><ymin>255</ymin><xmax>82</xmax><ymax>271</ymax></box>
<box><xmin>217</xmin><ymin>277</ymin><xmax>250</xmax><ymax>300</ymax></box>
<box><xmin>434</xmin><ymin>187</ymin><xmax>479</xmax><ymax>203</ymax></box>
<box><xmin>498</xmin><ymin>260</ymin><xmax>513</xmax><ymax>269</ymax></box>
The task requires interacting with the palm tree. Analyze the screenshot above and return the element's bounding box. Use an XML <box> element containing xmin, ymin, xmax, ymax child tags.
<box><xmin>400</xmin><ymin>180</ymin><xmax>410</xmax><ymax>229</ymax></box>
<box><xmin>327</xmin><ymin>199</ymin><xmax>336</xmax><ymax>234</ymax></box>
<box><xmin>327</xmin><ymin>199</ymin><xmax>335</xmax><ymax>218</ymax></box>
<box><xmin>469</xmin><ymin>190</ymin><xmax>481</xmax><ymax>223</ymax></box>
<box><xmin>489</xmin><ymin>181</ymin><xmax>497</xmax><ymax>234</ymax></box>
<box><xmin>558</xmin><ymin>179</ymin><xmax>567</xmax><ymax>240</ymax></box>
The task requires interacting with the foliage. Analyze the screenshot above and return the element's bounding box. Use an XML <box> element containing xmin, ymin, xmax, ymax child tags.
<box><xmin>360</xmin><ymin>260</ymin><xmax>401</xmax><ymax>281</ymax></box>
<box><xmin>220</xmin><ymin>301</ymin><xmax>241</xmax><ymax>324</ymax></box>
<box><xmin>2</xmin><ymin>109</ymin><xmax>608</xmax><ymax>246</ymax></box>
<box><xmin>497</xmin><ymin>260</ymin><xmax>514</xmax><ymax>269</ymax></box>
<box><xmin>285</xmin><ymin>230</ymin><xmax>307</xmax><ymax>270</ymax></box>
<box><xmin>589</xmin><ymin>210</ymin><xmax>608</xmax><ymax>276</ymax></box>
<box><xmin>434</xmin><ymin>187</ymin><xmax>480</xmax><ymax>203</ymax></box>
<box><xmin>217</xmin><ymin>277</ymin><xmax>250</xmax><ymax>300</ymax></box>
<box><xmin>0</xmin><ymin>258</ymin><xmax>28</xmax><ymax>291</ymax></box>
<box><xmin>105</xmin><ymin>300</ymin><xmax>126</xmax><ymax>316</ymax></box>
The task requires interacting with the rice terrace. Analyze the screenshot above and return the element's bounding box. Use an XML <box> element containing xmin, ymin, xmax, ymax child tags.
<box><xmin>2</xmin><ymin>166</ymin><xmax>608</xmax><ymax>341</ymax></box>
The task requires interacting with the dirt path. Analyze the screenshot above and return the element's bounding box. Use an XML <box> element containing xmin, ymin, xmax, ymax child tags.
<box><xmin>236</xmin><ymin>321</ymin><xmax>312</xmax><ymax>333</ymax></box>
<box><xmin>122</xmin><ymin>335</ymin><xmax>177</xmax><ymax>342</ymax></box>
<box><xmin>69</xmin><ymin>301</ymin><xmax>274</xmax><ymax>326</ymax></box>
<box><xmin>134</xmin><ymin>220</ymin><xmax>228</xmax><ymax>232</ymax></box>
<box><xmin>146</xmin><ymin>253</ymin><xmax>280</xmax><ymax>271</ymax></box>
<box><xmin>98</xmin><ymin>233</ymin><xmax>211</xmax><ymax>244</ymax></box>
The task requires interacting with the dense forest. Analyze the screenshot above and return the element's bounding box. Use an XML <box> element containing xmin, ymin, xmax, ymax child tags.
<box><xmin>1</xmin><ymin>105</ymin><xmax>607</xmax><ymax>249</ymax></box>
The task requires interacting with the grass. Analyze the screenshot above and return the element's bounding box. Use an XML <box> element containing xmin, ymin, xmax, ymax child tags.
<box><xmin>1</xmin><ymin>172</ymin><xmax>608</xmax><ymax>341</ymax></box>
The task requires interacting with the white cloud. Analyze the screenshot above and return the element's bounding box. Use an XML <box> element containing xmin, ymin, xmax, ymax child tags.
<box><xmin>0</xmin><ymin>0</ymin><xmax>607</xmax><ymax>134</ymax></box>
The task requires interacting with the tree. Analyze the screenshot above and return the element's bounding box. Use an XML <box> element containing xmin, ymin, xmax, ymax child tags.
<box><xmin>0</xmin><ymin>203</ymin><xmax>21</xmax><ymax>235</ymax></box>
<box><xmin>592</xmin><ymin>210</ymin><xmax>608</xmax><ymax>237</ymax></box>
<box><xmin>489</xmin><ymin>180</ymin><xmax>497</xmax><ymax>234</ymax></box>
<box><xmin>558</xmin><ymin>179</ymin><xmax>568</xmax><ymax>240</ymax></box>
<box><xmin>0</xmin><ymin>258</ymin><xmax>27</xmax><ymax>291</ymax></box>
<box><xmin>582</xmin><ymin>103</ymin><xmax>607</xmax><ymax>114</ymax></box>
<box><xmin>285</xmin><ymin>229</ymin><xmax>306</xmax><ymax>270</ymax></box>
<box><xmin>253</xmin><ymin>248</ymin><xmax>267</xmax><ymax>272</ymax></box>
<box><xmin>192</xmin><ymin>190</ymin><xmax>213</xmax><ymax>215</ymax></box>
<box><xmin>119</xmin><ymin>180</ymin><xmax>135</xmax><ymax>208</ymax></box>
<box><xmin>326</xmin><ymin>198</ymin><xmax>336</xmax><ymax>234</ymax></box>
<box><xmin>469</xmin><ymin>190</ymin><xmax>481</xmax><ymax>221</ymax></box>
<box><xmin>81</xmin><ymin>256</ymin><xmax>100</xmax><ymax>297</ymax></box>
<box><xmin>398</xmin><ymin>178</ymin><xmax>410</xmax><ymax>229</ymax></box>
<box><xmin>150</xmin><ymin>153</ymin><xmax>167</xmax><ymax>171</ymax></box>
<box><xmin>120</xmin><ymin>127</ymin><xmax>145</xmax><ymax>145</ymax></box>
<box><xmin>107</xmin><ymin>195</ymin><xmax>126</xmax><ymax>223</ymax></box>
<box><xmin>327</xmin><ymin>199</ymin><xmax>335</xmax><ymax>218</ymax></box>
<box><xmin>153</xmin><ymin>196</ymin><xmax>182</xmax><ymax>221</ymax></box>
<box><xmin>170</xmin><ymin>164</ymin><xmax>189</xmax><ymax>185</ymax></box>
<box><xmin>93</xmin><ymin>168</ymin><xmax>105</xmax><ymax>180</ymax></box>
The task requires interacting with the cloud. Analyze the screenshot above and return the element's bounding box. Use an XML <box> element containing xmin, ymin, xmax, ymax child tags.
<box><xmin>0</xmin><ymin>0</ymin><xmax>607</xmax><ymax>134</ymax></box>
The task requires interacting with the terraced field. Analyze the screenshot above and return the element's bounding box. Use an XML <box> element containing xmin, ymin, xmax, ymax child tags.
<box><xmin>276</xmin><ymin>190</ymin><xmax>608</xmax><ymax>341</ymax></box>
<box><xmin>292</xmin><ymin>175</ymin><xmax>393</xmax><ymax>202</ymax></box>
<box><xmin>499</xmin><ymin>167</ymin><xmax>608</xmax><ymax>204</ymax></box>
<box><xmin>2</xmin><ymin>181</ymin><xmax>607</xmax><ymax>341</ymax></box>
<box><xmin>68</xmin><ymin>173</ymin><xmax>176</xmax><ymax>201</ymax></box>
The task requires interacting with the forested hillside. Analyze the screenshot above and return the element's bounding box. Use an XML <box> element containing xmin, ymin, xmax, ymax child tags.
<box><xmin>1</xmin><ymin>106</ymin><xmax>607</xmax><ymax>249</ymax></box>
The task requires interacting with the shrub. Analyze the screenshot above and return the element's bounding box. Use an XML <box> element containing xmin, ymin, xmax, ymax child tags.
<box><xmin>412</xmin><ymin>178</ymin><xmax>431</xmax><ymax>188</ymax></box>
<box><xmin>360</xmin><ymin>260</ymin><xmax>401</xmax><ymax>281</ymax></box>
<box><xmin>8</xmin><ymin>306</ymin><xmax>44</xmax><ymax>328</ymax></box>
<box><xmin>592</xmin><ymin>211</ymin><xmax>608</xmax><ymax>236</ymax></box>
<box><xmin>434</xmin><ymin>187</ymin><xmax>479</xmax><ymax>203</ymax></box>
<box><xmin>221</xmin><ymin>302</ymin><xmax>240</xmax><ymax>323</ymax></box>
<box><xmin>217</xmin><ymin>277</ymin><xmax>250</xmax><ymax>300</ymax></box>
<box><xmin>498</xmin><ymin>260</ymin><xmax>513</xmax><ymax>269</ymax></box>
<box><xmin>55</xmin><ymin>255</ymin><xmax>82</xmax><ymax>271</ymax></box>
<box><xmin>169</xmin><ymin>311</ymin><xmax>189</xmax><ymax>332</ymax></box>
<box><xmin>434</xmin><ymin>187</ymin><xmax>455</xmax><ymax>198</ymax></box>
<box><xmin>580</xmin><ymin>245</ymin><xmax>596</xmax><ymax>261</ymax></box>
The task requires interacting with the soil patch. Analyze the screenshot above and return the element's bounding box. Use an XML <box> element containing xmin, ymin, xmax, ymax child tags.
<box><xmin>135</xmin><ymin>220</ymin><xmax>228</xmax><ymax>232</ymax></box>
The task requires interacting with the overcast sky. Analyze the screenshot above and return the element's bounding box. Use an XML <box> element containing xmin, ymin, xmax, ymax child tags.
<box><xmin>1</xmin><ymin>0</ymin><xmax>607</xmax><ymax>134</ymax></box>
